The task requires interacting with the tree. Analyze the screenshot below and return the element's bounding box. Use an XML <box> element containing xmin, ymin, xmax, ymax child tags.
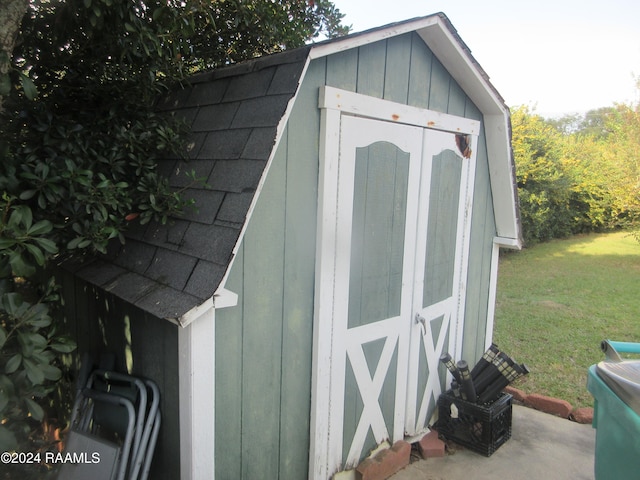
<box><xmin>512</xmin><ymin>99</ymin><xmax>640</xmax><ymax>245</ymax></box>
<box><xmin>511</xmin><ymin>106</ymin><xmax>574</xmax><ymax>244</ymax></box>
<box><xmin>1</xmin><ymin>0</ymin><xmax>348</xmax><ymax>453</ymax></box>
<box><xmin>600</xmin><ymin>103</ymin><xmax>640</xmax><ymax>228</ymax></box>
<box><xmin>0</xmin><ymin>0</ymin><xmax>29</xmax><ymax>111</ymax></box>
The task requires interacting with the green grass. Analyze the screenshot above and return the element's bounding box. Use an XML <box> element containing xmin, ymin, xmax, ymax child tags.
<box><xmin>493</xmin><ymin>231</ymin><xmax>640</xmax><ymax>409</ymax></box>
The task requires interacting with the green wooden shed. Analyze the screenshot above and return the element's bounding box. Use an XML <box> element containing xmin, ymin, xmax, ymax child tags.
<box><xmin>59</xmin><ymin>13</ymin><xmax>522</xmax><ymax>479</ymax></box>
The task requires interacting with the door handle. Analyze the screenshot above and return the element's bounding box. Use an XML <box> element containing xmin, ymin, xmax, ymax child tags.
<box><xmin>415</xmin><ymin>313</ymin><xmax>427</xmax><ymax>336</ymax></box>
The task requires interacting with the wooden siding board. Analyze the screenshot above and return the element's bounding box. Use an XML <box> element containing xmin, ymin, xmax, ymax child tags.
<box><xmin>279</xmin><ymin>63</ymin><xmax>323</xmax><ymax>479</ymax></box>
<box><xmin>240</xmin><ymin>140</ymin><xmax>287</xmax><ymax>480</ymax></box>
<box><xmin>427</xmin><ymin>57</ymin><xmax>451</xmax><ymax>113</ymax></box>
<box><xmin>215</xmin><ymin>58</ymin><xmax>328</xmax><ymax>480</ymax></box>
<box><xmin>464</xmin><ymin>99</ymin><xmax>483</xmax><ymax>121</ymax></box>
<box><xmin>462</xmin><ymin>123</ymin><xmax>496</xmax><ymax>364</ymax></box>
<box><xmin>215</xmin><ymin>246</ymin><xmax>244</xmax><ymax>480</ymax></box>
<box><xmin>407</xmin><ymin>34</ymin><xmax>433</xmax><ymax>109</ymax></box>
<box><xmin>326</xmin><ymin>48</ymin><xmax>358</xmax><ymax>91</ymax></box>
<box><xmin>356</xmin><ymin>42</ymin><xmax>386</xmax><ymax>98</ymax></box>
<box><xmin>158</xmin><ymin>316</ymin><xmax>181</xmax><ymax>480</ymax></box>
<box><xmin>383</xmin><ymin>35</ymin><xmax>412</xmax><ymax>104</ymax></box>
<box><xmin>447</xmin><ymin>80</ymin><xmax>466</xmax><ymax>117</ymax></box>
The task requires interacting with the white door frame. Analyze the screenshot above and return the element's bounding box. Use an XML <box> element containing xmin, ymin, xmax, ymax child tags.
<box><xmin>309</xmin><ymin>86</ymin><xmax>480</xmax><ymax>480</ymax></box>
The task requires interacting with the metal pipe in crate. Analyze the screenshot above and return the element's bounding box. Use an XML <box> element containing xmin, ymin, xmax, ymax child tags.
<box><xmin>478</xmin><ymin>362</ymin><xmax>529</xmax><ymax>404</ymax></box>
<box><xmin>471</xmin><ymin>352</ymin><xmax>511</xmax><ymax>396</ymax></box>
<box><xmin>457</xmin><ymin>360</ymin><xmax>477</xmax><ymax>403</ymax></box>
<box><xmin>440</xmin><ymin>352</ymin><xmax>462</xmax><ymax>383</ymax></box>
<box><xmin>470</xmin><ymin>343</ymin><xmax>500</xmax><ymax>379</ymax></box>
<box><xmin>439</xmin><ymin>347</ymin><xmax>528</xmax><ymax>407</ymax></box>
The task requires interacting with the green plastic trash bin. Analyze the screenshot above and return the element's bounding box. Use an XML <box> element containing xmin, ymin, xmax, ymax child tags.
<box><xmin>587</xmin><ymin>362</ymin><xmax>640</xmax><ymax>480</ymax></box>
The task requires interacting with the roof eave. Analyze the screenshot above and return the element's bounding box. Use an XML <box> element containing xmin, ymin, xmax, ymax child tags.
<box><xmin>417</xmin><ymin>16</ymin><xmax>522</xmax><ymax>246</ymax></box>
<box><xmin>311</xmin><ymin>14</ymin><xmax>523</xmax><ymax>247</ymax></box>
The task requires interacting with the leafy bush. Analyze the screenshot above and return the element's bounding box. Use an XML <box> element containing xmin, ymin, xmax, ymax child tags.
<box><xmin>0</xmin><ymin>278</ymin><xmax>75</xmax><ymax>452</ymax></box>
<box><xmin>0</xmin><ymin>0</ymin><xmax>350</xmax><ymax>458</ymax></box>
<box><xmin>512</xmin><ymin>104</ymin><xmax>640</xmax><ymax>245</ymax></box>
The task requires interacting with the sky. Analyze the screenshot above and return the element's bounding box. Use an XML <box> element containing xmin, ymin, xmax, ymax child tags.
<box><xmin>331</xmin><ymin>0</ymin><xmax>640</xmax><ymax>117</ymax></box>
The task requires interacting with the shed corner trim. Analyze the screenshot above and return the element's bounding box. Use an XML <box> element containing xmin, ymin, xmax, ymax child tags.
<box><xmin>177</xmin><ymin>287</ymin><xmax>238</xmax><ymax>328</ymax></box>
<box><xmin>493</xmin><ymin>236</ymin><xmax>522</xmax><ymax>250</ymax></box>
<box><xmin>213</xmin><ymin>288</ymin><xmax>238</xmax><ymax>309</ymax></box>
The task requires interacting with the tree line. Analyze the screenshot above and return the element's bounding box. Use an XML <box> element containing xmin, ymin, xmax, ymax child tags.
<box><xmin>512</xmin><ymin>98</ymin><xmax>640</xmax><ymax>246</ymax></box>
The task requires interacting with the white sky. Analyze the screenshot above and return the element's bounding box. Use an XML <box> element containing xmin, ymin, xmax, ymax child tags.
<box><xmin>332</xmin><ymin>0</ymin><xmax>640</xmax><ymax>117</ymax></box>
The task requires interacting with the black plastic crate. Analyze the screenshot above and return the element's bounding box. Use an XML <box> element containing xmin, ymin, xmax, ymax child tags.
<box><xmin>436</xmin><ymin>390</ymin><xmax>512</xmax><ymax>456</ymax></box>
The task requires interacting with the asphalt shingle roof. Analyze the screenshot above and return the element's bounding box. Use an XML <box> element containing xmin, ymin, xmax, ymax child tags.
<box><xmin>66</xmin><ymin>46</ymin><xmax>311</xmax><ymax>322</ymax></box>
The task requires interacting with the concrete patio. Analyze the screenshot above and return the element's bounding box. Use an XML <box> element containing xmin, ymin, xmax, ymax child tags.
<box><xmin>390</xmin><ymin>404</ymin><xmax>596</xmax><ymax>480</ymax></box>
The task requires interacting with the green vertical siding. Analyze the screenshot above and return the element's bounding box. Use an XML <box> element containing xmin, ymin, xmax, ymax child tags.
<box><xmin>383</xmin><ymin>35</ymin><xmax>412</xmax><ymax>103</ymax></box>
<box><xmin>462</xmin><ymin>118</ymin><xmax>497</xmax><ymax>364</ymax></box>
<box><xmin>214</xmin><ymin>31</ymin><xmax>498</xmax><ymax>478</ymax></box>
<box><xmin>214</xmin><ymin>247</ymin><xmax>243</xmax><ymax>479</ymax></box>
<box><xmin>407</xmin><ymin>37</ymin><xmax>433</xmax><ymax>109</ymax></box>
<box><xmin>215</xmin><ymin>58</ymin><xmax>325</xmax><ymax>480</ymax></box>
<box><xmin>356</xmin><ymin>43</ymin><xmax>386</xmax><ymax>96</ymax></box>
<box><xmin>241</xmin><ymin>136</ymin><xmax>287</xmax><ymax>480</ymax></box>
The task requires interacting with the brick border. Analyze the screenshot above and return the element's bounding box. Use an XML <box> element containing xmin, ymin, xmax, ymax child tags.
<box><xmin>504</xmin><ymin>386</ymin><xmax>593</xmax><ymax>424</ymax></box>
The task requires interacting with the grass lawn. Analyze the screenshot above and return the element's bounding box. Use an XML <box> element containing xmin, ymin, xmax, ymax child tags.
<box><xmin>493</xmin><ymin>231</ymin><xmax>640</xmax><ymax>409</ymax></box>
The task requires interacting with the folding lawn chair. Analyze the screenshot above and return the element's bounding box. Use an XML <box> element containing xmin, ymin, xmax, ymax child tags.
<box><xmin>58</xmin><ymin>388</ymin><xmax>136</xmax><ymax>480</ymax></box>
<box><xmin>60</xmin><ymin>356</ymin><xmax>161</xmax><ymax>480</ymax></box>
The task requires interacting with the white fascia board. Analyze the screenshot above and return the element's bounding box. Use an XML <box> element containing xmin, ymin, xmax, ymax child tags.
<box><xmin>311</xmin><ymin>15</ymin><xmax>506</xmax><ymax>117</ymax></box>
<box><xmin>177</xmin><ymin>56</ymin><xmax>314</xmax><ymax>329</ymax></box>
<box><xmin>494</xmin><ymin>236</ymin><xmax>522</xmax><ymax>249</ymax></box>
<box><xmin>309</xmin><ymin>16</ymin><xmax>440</xmax><ymax>60</ymax></box>
<box><xmin>484</xmin><ymin>114</ymin><xmax>522</xmax><ymax>245</ymax></box>
<box><xmin>415</xmin><ymin>19</ymin><xmax>505</xmax><ymax>116</ymax></box>
<box><xmin>313</xmin><ymin>15</ymin><xmax>521</xmax><ymax>247</ymax></box>
<box><xmin>176</xmin><ymin>288</ymin><xmax>239</xmax><ymax>328</ymax></box>
<box><xmin>484</xmin><ymin>242</ymin><xmax>501</xmax><ymax>351</ymax></box>
<box><xmin>416</xmin><ymin>19</ymin><xmax>521</xmax><ymax>246</ymax></box>
<box><xmin>416</xmin><ymin>19</ymin><xmax>521</xmax><ymax>243</ymax></box>
<box><xmin>212</xmin><ymin>288</ymin><xmax>238</xmax><ymax>309</ymax></box>
<box><xmin>200</xmin><ymin>56</ymin><xmax>314</xmax><ymax>312</ymax></box>
<box><xmin>177</xmin><ymin>298</ymin><xmax>214</xmax><ymax>328</ymax></box>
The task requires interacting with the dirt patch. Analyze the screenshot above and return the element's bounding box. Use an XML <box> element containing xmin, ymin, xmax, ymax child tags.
<box><xmin>537</xmin><ymin>300</ymin><xmax>567</xmax><ymax>309</ymax></box>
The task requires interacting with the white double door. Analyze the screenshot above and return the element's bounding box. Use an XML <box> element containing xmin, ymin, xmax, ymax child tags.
<box><xmin>314</xmin><ymin>113</ymin><xmax>476</xmax><ymax>476</ymax></box>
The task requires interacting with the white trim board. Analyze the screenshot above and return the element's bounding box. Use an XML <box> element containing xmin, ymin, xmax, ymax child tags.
<box><xmin>319</xmin><ymin>86</ymin><xmax>480</xmax><ymax>135</ymax></box>
<box><xmin>178</xmin><ymin>307</ymin><xmax>216</xmax><ymax>480</ymax></box>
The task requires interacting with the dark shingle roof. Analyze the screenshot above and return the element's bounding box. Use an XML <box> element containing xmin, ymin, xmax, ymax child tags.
<box><xmin>67</xmin><ymin>46</ymin><xmax>311</xmax><ymax>323</ymax></box>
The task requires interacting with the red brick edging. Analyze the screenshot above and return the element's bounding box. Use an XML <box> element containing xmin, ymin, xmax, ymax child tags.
<box><xmin>504</xmin><ymin>386</ymin><xmax>593</xmax><ymax>424</ymax></box>
<box><xmin>356</xmin><ymin>441</ymin><xmax>411</xmax><ymax>480</ymax></box>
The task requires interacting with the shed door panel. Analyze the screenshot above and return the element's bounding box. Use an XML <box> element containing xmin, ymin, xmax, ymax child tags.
<box><xmin>335</xmin><ymin>116</ymin><xmax>421</xmax><ymax>467</ymax></box>
<box><xmin>348</xmin><ymin>141</ymin><xmax>410</xmax><ymax>328</ymax></box>
<box><xmin>343</xmin><ymin>141</ymin><xmax>410</xmax><ymax>461</ymax></box>
<box><xmin>405</xmin><ymin>131</ymin><xmax>470</xmax><ymax>436</ymax></box>
<box><xmin>314</xmin><ymin>113</ymin><xmax>476</xmax><ymax>478</ymax></box>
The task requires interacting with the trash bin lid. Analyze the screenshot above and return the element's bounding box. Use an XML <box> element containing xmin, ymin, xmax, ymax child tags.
<box><xmin>596</xmin><ymin>360</ymin><xmax>640</xmax><ymax>416</ymax></box>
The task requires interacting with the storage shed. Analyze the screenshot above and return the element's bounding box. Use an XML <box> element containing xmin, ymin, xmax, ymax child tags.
<box><xmin>59</xmin><ymin>13</ymin><xmax>522</xmax><ymax>479</ymax></box>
